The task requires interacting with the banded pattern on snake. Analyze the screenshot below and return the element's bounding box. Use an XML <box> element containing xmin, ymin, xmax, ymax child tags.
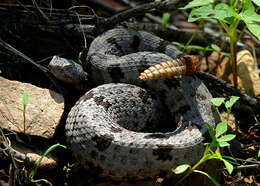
<box><xmin>65</xmin><ymin>28</ymin><xmax>220</xmax><ymax>180</ymax></box>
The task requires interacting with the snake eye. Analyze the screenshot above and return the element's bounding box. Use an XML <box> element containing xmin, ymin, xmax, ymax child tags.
<box><xmin>139</xmin><ymin>55</ymin><xmax>200</xmax><ymax>81</ymax></box>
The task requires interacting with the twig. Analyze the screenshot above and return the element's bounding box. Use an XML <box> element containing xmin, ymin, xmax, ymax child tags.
<box><xmin>0</xmin><ymin>38</ymin><xmax>48</xmax><ymax>73</ymax></box>
<box><xmin>0</xmin><ymin>38</ymin><xmax>66</xmax><ymax>94</ymax></box>
<box><xmin>120</xmin><ymin>0</ymin><xmax>179</xmax><ymax>30</ymax></box>
<box><xmin>221</xmin><ymin>164</ymin><xmax>260</xmax><ymax>171</ymax></box>
<box><xmin>0</xmin><ymin>127</ymin><xmax>58</xmax><ymax>170</ymax></box>
<box><xmin>68</xmin><ymin>5</ymin><xmax>96</xmax><ymax>49</ymax></box>
<box><xmin>0</xmin><ymin>127</ymin><xmax>55</xmax><ymax>185</ymax></box>
<box><xmin>0</xmin><ymin>127</ymin><xmax>30</xmax><ymax>163</ymax></box>
<box><xmin>95</xmin><ymin>0</ymin><xmax>185</xmax><ymax>33</ymax></box>
<box><xmin>235</xmin><ymin>158</ymin><xmax>260</xmax><ymax>165</ymax></box>
<box><xmin>196</xmin><ymin>71</ymin><xmax>260</xmax><ymax>115</ymax></box>
<box><xmin>31</xmin><ymin>178</ymin><xmax>53</xmax><ymax>186</ymax></box>
<box><xmin>0</xmin><ymin>127</ymin><xmax>11</xmax><ymax>152</ymax></box>
<box><xmin>243</xmin><ymin>142</ymin><xmax>260</xmax><ymax>148</ymax></box>
<box><xmin>31</xmin><ymin>0</ymin><xmax>49</xmax><ymax>22</ymax></box>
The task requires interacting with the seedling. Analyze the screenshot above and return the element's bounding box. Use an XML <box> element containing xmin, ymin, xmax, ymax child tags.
<box><xmin>181</xmin><ymin>0</ymin><xmax>260</xmax><ymax>87</ymax></box>
<box><xmin>211</xmin><ymin>96</ymin><xmax>240</xmax><ymax>122</ymax></box>
<box><xmin>172</xmin><ymin>40</ymin><xmax>230</xmax><ymax>58</ymax></box>
<box><xmin>173</xmin><ymin>96</ymin><xmax>239</xmax><ymax>185</ymax></box>
<box><xmin>22</xmin><ymin>91</ymin><xmax>28</xmax><ymax>134</ymax></box>
<box><xmin>29</xmin><ymin>143</ymin><xmax>67</xmax><ymax>180</ymax></box>
<box><xmin>162</xmin><ymin>12</ymin><xmax>171</xmax><ymax>28</ymax></box>
<box><xmin>154</xmin><ymin>0</ymin><xmax>171</xmax><ymax>28</ymax></box>
<box><xmin>172</xmin><ymin>32</ymin><xmax>210</xmax><ymax>54</ymax></box>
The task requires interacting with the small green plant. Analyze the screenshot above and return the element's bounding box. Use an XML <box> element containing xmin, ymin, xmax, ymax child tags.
<box><xmin>154</xmin><ymin>0</ymin><xmax>171</xmax><ymax>28</ymax></box>
<box><xmin>173</xmin><ymin>96</ymin><xmax>239</xmax><ymax>185</ymax></box>
<box><xmin>29</xmin><ymin>143</ymin><xmax>67</xmax><ymax>180</ymax></box>
<box><xmin>211</xmin><ymin>96</ymin><xmax>240</xmax><ymax>122</ymax></box>
<box><xmin>172</xmin><ymin>32</ymin><xmax>211</xmax><ymax>54</ymax></box>
<box><xmin>172</xmin><ymin>40</ymin><xmax>230</xmax><ymax>58</ymax></box>
<box><xmin>22</xmin><ymin>91</ymin><xmax>28</xmax><ymax>134</ymax></box>
<box><xmin>78</xmin><ymin>51</ymin><xmax>84</xmax><ymax>64</ymax></box>
<box><xmin>162</xmin><ymin>12</ymin><xmax>171</xmax><ymax>28</ymax></box>
<box><xmin>181</xmin><ymin>0</ymin><xmax>260</xmax><ymax>87</ymax></box>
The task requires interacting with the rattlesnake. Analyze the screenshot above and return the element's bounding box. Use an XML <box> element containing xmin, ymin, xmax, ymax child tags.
<box><xmin>62</xmin><ymin>28</ymin><xmax>220</xmax><ymax>180</ymax></box>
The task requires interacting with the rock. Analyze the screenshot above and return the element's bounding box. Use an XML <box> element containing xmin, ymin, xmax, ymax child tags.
<box><xmin>237</xmin><ymin>50</ymin><xmax>260</xmax><ymax>97</ymax></box>
<box><xmin>215</xmin><ymin>50</ymin><xmax>260</xmax><ymax>97</ymax></box>
<box><xmin>0</xmin><ymin>76</ymin><xmax>64</xmax><ymax>139</ymax></box>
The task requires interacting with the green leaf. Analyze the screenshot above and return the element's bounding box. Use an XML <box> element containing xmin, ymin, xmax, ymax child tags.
<box><xmin>172</xmin><ymin>41</ymin><xmax>185</xmax><ymax>48</ymax></box>
<box><xmin>205</xmin><ymin>123</ymin><xmax>216</xmax><ymax>141</ymax></box>
<box><xmin>211</xmin><ymin>97</ymin><xmax>225</xmax><ymax>107</ymax></box>
<box><xmin>172</xmin><ymin>164</ymin><xmax>191</xmax><ymax>174</ymax></box>
<box><xmin>221</xmin><ymin>52</ymin><xmax>231</xmax><ymax>58</ymax></box>
<box><xmin>222</xmin><ymin>155</ymin><xmax>237</xmax><ymax>163</ymax></box>
<box><xmin>218</xmin><ymin>141</ymin><xmax>230</xmax><ymax>147</ymax></box>
<box><xmin>222</xmin><ymin>159</ymin><xmax>234</xmax><ymax>174</ymax></box>
<box><xmin>239</xmin><ymin>0</ymin><xmax>260</xmax><ymax>40</ymax></box>
<box><xmin>193</xmin><ymin>170</ymin><xmax>221</xmax><ymax>186</ymax></box>
<box><xmin>186</xmin><ymin>45</ymin><xmax>205</xmax><ymax>50</ymax></box>
<box><xmin>230</xmin><ymin>0</ymin><xmax>239</xmax><ymax>9</ymax></box>
<box><xmin>29</xmin><ymin>143</ymin><xmax>66</xmax><ymax>179</ymax></box>
<box><xmin>180</xmin><ymin>0</ymin><xmax>214</xmax><ymax>9</ymax></box>
<box><xmin>252</xmin><ymin>0</ymin><xmax>260</xmax><ymax>6</ymax></box>
<box><xmin>217</xmin><ymin>134</ymin><xmax>236</xmax><ymax>142</ymax></box>
<box><xmin>215</xmin><ymin>121</ymin><xmax>228</xmax><ymax>138</ymax></box>
<box><xmin>225</xmin><ymin>96</ymin><xmax>239</xmax><ymax>109</ymax></box>
<box><xmin>23</xmin><ymin>91</ymin><xmax>28</xmax><ymax>107</ymax></box>
<box><xmin>162</xmin><ymin>13</ymin><xmax>171</xmax><ymax>28</ymax></box>
<box><xmin>78</xmin><ymin>52</ymin><xmax>83</xmax><ymax>64</ymax></box>
<box><xmin>188</xmin><ymin>3</ymin><xmax>240</xmax><ymax>24</ymax></box>
<box><xmin>236</xmin><ymin>170</ymin><xmax>242</xmax><ymax>177</ymax></box>
<box><xmin>214</xmin><ymin>3</ymin><xmax>240</xmax><ymax>24</ymax></box>
<box><xmin>244</xmin><ymin>157</ymin><xmax>255</xmax><ymax>163</ymax></box>
<box><xmin>258</xmin><ymin>150</ymin><xmax>260</xmax><ymax>158</ymax></box>
<box><xmin>215</xmin><ymin>149</ymin><xmax>222</xmax><ymax>159</ymax></box>
<box><xmin>210</xmin><ymin>141</ymin><xmax>221</xmax><ymax>148</ymax></box>
<box><xmin>247</xmin><ymin>23</ymin><xmax>260</xmax><ymax>41</ymax></box>
<box><xmin>186</xmin><ymin>45</ymin><xmax>211</xmax><ymax>51</ymax></box>
<box><xmin>188</xmin><ymin>4</ymin><xmax>214</xmax><ymax>22</ymax></box>
<box><xmin>240</xmin><ymin>0</ymin><xmax>257</xmax><ymax>18</ymax></box>
<box><xmin>211</xmin><ymin>44</ymin><xmax>221</xmax><ymax>52</ymax></box>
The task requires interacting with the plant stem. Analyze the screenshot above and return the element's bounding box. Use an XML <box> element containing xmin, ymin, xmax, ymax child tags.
<box><xmin>219</xmin><ymin>18</ymin><xmax>240</xmax><ymax>88</ymax></box>
<box><xmin>175</xmin><ymin>153</ymin><xmax>209</xmax><ymax>185</ymax></box>
<box><xmin>29</xmin><ymin>143</ymin><xmax>66</xmax><ymax>180</ymax></box>
<box><xmin>227</xmin><ymin>109</ymin><xmax>230</xmax><ymax>123</ymax></box>
<box><xmin>238</xmin><ymin>25</ymin><xmax>247</xmax><ymax>41</ymax></box>
<box><xmin>23</xmin><ymin>105</ymin><xmax>26</xmax><ymax>134</ymax></box>
<box><xmin>193</xmin><ymin>170</ymin><xmax>221</xmax><ymax>186</ymax></box>
<box><xmin>229</xmin><ymin>32</ymin><xmax>238</xmax><ymax>87</ymax></box>
<box><xmin>200</xmin><ymin>19</ymin><xmax>205</xmax><ymax>36</ymax></box>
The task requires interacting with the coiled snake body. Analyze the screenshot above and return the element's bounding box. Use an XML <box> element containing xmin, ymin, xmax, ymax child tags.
<box><xmin>65</xmin><ymin>29</ymin><xmax>219</xmax><ymax>180</ymax></box>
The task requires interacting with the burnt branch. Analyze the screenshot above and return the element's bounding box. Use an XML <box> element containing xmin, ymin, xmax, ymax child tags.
<box><xmin>95</xmin><ymin>0</ymin><xmax>185</xmax><ymax>33</ymax></box>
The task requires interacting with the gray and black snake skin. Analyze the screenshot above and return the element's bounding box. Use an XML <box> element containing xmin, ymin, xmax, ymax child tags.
<box><xmin>65</xmin><ymin>29</ymin><xmax>220</xmax><ymax>180</ymax></box>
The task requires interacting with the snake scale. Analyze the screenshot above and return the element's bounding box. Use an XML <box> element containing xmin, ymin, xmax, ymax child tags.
<box><xmin>64</xmin><ymin>28</ymin><xmax>220</xmax><ymax>180</ymax></box>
